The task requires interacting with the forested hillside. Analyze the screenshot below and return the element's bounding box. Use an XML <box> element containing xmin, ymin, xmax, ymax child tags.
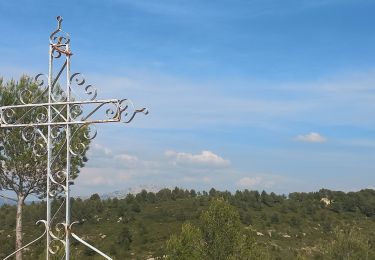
<box><xmin>1</xmin><ymin>188</ymin><xmax>375</xmax><ymax>259</ymax></box>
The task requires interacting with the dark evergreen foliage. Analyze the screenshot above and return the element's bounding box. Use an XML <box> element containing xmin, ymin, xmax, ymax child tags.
<box><xmin>1</xmin><ymin>187</ymin><xmax>375</xmax><ymax>259</ymax></box>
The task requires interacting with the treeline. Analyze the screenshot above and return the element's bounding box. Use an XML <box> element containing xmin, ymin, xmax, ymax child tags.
<box><xmin>1</xmin><ymin>188</ymin><xmax>375</xmax><ymax>259</ymax></box>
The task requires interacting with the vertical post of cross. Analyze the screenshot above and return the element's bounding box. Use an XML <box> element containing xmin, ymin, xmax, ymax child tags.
<box><xmin>46</xmin><ymin>39</ymin><xmax>53</xmax><ymax>260</ymax></box>
<box><xmin>65</xmin><ymin>38</ymin><xmax>71</xmax><ymax>260</ymax></box>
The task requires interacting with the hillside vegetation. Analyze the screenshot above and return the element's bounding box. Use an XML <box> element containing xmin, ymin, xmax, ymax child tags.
<box><xmin>1</xmin><ymin>188</ymin><xmax>375</xmax><ymax>259</ymax></box>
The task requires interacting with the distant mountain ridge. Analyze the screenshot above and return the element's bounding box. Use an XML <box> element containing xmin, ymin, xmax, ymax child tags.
<box><xmin>99</xmin><ymin>184</ymin><xmax>167</xmax><ymax>200</ymax></box>
<box><xmin>0</xmin><ymin>196</ymin><xmax>16</xmax><ymax>206</ymax></box>
<box><xmin>1</xmin><ymin>185</ymin><xmax>167</xmax><ymax>205</ymax></box>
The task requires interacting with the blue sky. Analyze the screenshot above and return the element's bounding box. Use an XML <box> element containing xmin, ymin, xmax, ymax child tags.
<box><xmin>1</xmin><ymin>0</ymin><xmax>375</xmax><ymax>196</ymax></box>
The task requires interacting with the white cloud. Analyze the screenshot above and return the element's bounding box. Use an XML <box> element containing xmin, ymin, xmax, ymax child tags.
<box><xmin>236</xmin><ymin>174</ymin><xmax>289</xmax><ymax>189</ymax></box>
<box><xmin>115</xmin><ymin>153</ymin><xmax>139</xmax><ymax>164</ymax></box>
<box><xmin>76</xmin><ymin>142</ymin><xmax>308</xmax><ymax>196</ymax></box>
<box><xmin>165</xmin><ymin>150</ymin><xmax>230</xmax><ymax>168</ymax></box>
<box><xmin>91</xmin><ymin>143</ymin><xmax>112</xmax><ymax>156</ymax></box>
<box><xmin>295</xmin><ymin>132</ymin><xmax>327</xmax><ymax>143</ymax></box>
<box><xmin>84</xmin><ymin>147</ymin><xmax>231</xmax><ymax>192</ymax></box>
<box><xmin>114</xmin><ymin>152</ymin><xmax>159</xmax><ymax>169</ymax></box>
<box><xmin>182</xmin><ymin>176</ymin><xmax>211</xmax><ymax>183</ymax></box>
<box><xmin>237</xmin><ymin>177</ymin><xmax>262</xmax><ymax>187</ymax></box>
<box><xmin>77</xmin><ymin>167</ymin><xmax>131</xmax><ymax>186</ymax></box>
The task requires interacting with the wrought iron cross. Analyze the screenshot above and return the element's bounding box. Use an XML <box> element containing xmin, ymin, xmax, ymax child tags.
<box><xmin>1</xmin><ymin>16</ymin><xmax>147</xmax><ymax>259</ymax></box>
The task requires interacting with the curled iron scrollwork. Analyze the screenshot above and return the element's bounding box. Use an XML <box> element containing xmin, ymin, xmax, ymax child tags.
<box><xmin>51</xmin><ymin>88</ymin><xmax>67</xmax><ymax>103</ymax></box>
<box><xmin>20</xmin><ymin>126</ymin><xmax>48</xmax><ymax>157</ymax></box>
<box><xmin>84</xmin><ymin>124</ymin><xmax>97</xmax><ymax>140</ymax></box>
<box><xmin>48</xmin><ymin>170</ymin><xmax>67</xmax><ymax>194</ymax></box>
<box><xmin>70</xmin><ymin>142</ymin><xmax>86</xmax><ymax>156</ymax></box>
<box><xmin>105</xmin><ymin>103</ymin><xmax>118</xmax><ymax>120</ymax></box>
<box><xmin>119</xmin><ymin>99</ymin><xmax>148</xmax><ymax>123</ymax></box>
<box><xmin>33</xmin><ymin>136</ymin><xmax>48</xmax><ymax>157</ymax></box>
<box><xmin>70</xmin><ymin>104</ymin><xmax>83</xmax><ymax>120</ymax></box>
<box><xmin>69</xmin><ymin>124</ymin><xmax>96</xmax><ymax>156</ymax></box>
<box><xmin>70</xmin><ymin>73</ymin><xmax>98</xmax><ymax>101</ymax></box>
<box><xmin>51</xmin><ymin>125</ymin><xmax>66</xmax><ymax>141</ymax></box>
<box><xmin>21</xmin><ymin>126</ymin><xmax>36</xmax><ymax>142</ymax></box>
<box><xmin>1</xmin><ymin>108</ymin><xmax>16</xmax><ymax>124</ymax></box>
<box><xmin>48</xmin><ymin>222</ymin><xmax>67</xmax><ymax>255</ymax></box>
<box><xmin>18</xmin><ymin>74</ymin><xmax>49</xmax><ymax>105</ymax></box>
<box><xmin>50</xmin><ymin>16</ymin><xmax>71</xmax><ymax>57</ymax></box>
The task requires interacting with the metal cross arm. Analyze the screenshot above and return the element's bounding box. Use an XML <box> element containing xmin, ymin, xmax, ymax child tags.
<box><xmin>2</xmin><ymin>16</ymin><xmax>148</xmax><ymax>260</ymax></box>
<box><xmin>0</xmin><ymin>98</ymin><xmax>148</xmax><ymax>127</ymax></box>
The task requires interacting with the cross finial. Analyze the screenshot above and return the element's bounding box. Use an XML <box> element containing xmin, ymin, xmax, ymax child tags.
<box><xmin>56</xmin><ymin>16</ymin><xmax>63</xmax><ymax>30</ymax></box>
<box><xmin>50</xmin><ymin>16</ymin><xmax>71</xmax><ymax>52</ymax></box>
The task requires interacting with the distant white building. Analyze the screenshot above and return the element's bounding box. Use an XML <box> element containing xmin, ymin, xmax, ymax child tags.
<box><xmin>320</xmin><ymin>197</ymin><xmax>331</xmax><ymax>206</ymax></box>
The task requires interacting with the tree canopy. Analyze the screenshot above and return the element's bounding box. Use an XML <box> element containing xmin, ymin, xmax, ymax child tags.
<box><xmin>0</xmin><ymin>76</ymin><xmax>90</xmax><ymax>200</ymax></box>
<box><xmin>0</xmin><ymin>76</ymin><xmax>91</xmax><ymax>259</ymax></box>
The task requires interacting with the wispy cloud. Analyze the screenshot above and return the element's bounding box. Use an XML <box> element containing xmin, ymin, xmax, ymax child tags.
<box><xmin>78</xmin><ymin>167</ymin><xmax>131</xmax><ymax>187</ymax></box>
<box><xmin>295</xmin><ymin>132</ymin><xmax>327</xmax><ymax>143</ymax></box>
<box><xmin>92</xmin><ymin>143</ymin><xmax>113</xmax><ymax>156</ymax></box>
<box><xmin>236</xmin><ymin>174</ymin><xmax>291</xmax><ymax>190</ymax></box>
<box><xmin>237</xmin><ymin>176</ymin><xmax>263</xmax><ymax>187</ymax></box>
<box><xmin>165</xmin><ymin>150</ymin><xmax>230</xmax><ymax>168</ymax></box>
<box><xmin>75</xmin><ymin>144</ymin><xmax>234</xmax><ymax>195</ymax></box>
<box><xmin>78</xmin><ymin>142</ymin><xmax>306</xmax><ymax>195</ymax></box>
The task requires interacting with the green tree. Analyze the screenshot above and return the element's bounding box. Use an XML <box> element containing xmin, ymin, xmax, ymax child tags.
<box><xmin>201</xmin><ymin>198</ymin><xmax>241</xmax><ymax>259</ymax></box>
<box><xmin>0</xmin><ymin>76</ymin><xmax>90</xmax><ymax>259</ymax></box>
<box><xmin>166</xmin><ymin>223</ymin><xmax>204</xmax><ymax>260</ymax></box>
<box><xmin>131</xmin><ymin>201</ymin><xmax>141</xmax><ymax>213</ymax></box>
<box><xmin>236</xmin><ymin>229</ymin><xmax>271</xmax><ymax>260</ymax></box>
<box><xmin>166</xmin><ymin>198</ymin><xmax>265</xmax><ymax>259</ymax></box>
<box><xmin>117</xmin><ymin>226</ymin><xmax>132</xmax><ymax>250</ymax></box>
<box><xmin>270</xmin><ymin>213</ymin><xmax>280</xmax><ymax>224</ymax></box>
<box><xmin>325</xmin><ymin>227</ymin><xmax>371</xmax><ymax>259</ymax></box>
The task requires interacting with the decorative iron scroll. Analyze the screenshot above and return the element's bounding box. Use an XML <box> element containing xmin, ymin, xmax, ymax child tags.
<box><xmin>1</xmin><ymin>16</ymin><xmax>148</xmax><ymax>260</ymax></box>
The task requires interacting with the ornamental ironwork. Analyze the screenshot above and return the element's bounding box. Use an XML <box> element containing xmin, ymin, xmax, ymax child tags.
<box><xmin>2</xmin><ymin>16</ymin><xmax>148</xmax><ymax>260</ymax></box>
